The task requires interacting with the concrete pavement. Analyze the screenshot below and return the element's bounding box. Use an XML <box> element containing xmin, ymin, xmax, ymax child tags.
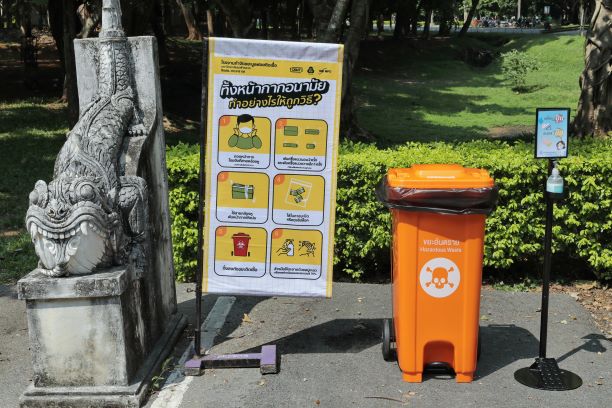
<box><xmin>0</xmin><ymin>285</ymin><xmax>32</xmax><ymax>408</ymax></box>
<box><xmin>150</xmin><ymin>283</ymin><xmax>610</xmax><ymax>408</ymax></box>
<box><xmin>2</xmin><ymin>282</ymin><xmax>610</xmax><ymax>407</ymax></box>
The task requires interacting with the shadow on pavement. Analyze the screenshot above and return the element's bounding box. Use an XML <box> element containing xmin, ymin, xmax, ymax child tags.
<box><xmin>557</xmin><ymin>333</ymin><xmax>609</xmax><ymax>364</ymax></box>
<box><xmin>176</xmin><ymin>295</ymin><xmax>609</xmax><ymax>384</ymax></box>
<box><xmin>0</xmin><ymin>285</ymin><xmax>17</xmax><ymax>299</ymax></box>
<box><xmin>236</xmin><ymin>318</ymin><xmax>382</xmax><ymax>355</ymax></box>
<box><xmin>177</xmin><ymin>294</ymin><xmax>268</xmax><ymax>345</ymax></box>
<box><xmin>476</xmin><ymin>324</ymin><xmax>538</xmax><ymax>379</ymax></box>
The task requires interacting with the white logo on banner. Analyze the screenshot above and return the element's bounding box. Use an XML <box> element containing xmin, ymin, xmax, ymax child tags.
<box><xmin>419</xmin><ymin>257</ymin><xmax>460</xmax><ymax>298</ymax></box>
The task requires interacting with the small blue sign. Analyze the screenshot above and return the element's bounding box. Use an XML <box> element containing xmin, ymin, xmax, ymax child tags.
<box><xmin>535</xmin><ymin>108</ymin><xmax>570</xmax><ymax>159</ymax></box>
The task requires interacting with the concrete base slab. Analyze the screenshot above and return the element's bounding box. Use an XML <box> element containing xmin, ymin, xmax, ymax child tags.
<box><xmin>20</xmin><ymin>313</ymin><xmax>187</xmax><ymax>408</ymax></box>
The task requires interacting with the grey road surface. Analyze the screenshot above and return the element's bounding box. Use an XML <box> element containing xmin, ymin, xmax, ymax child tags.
<box><xmin>154</xmin><ymin>283</ymin><xmax>611</xmax><ymax>408</ymax></box>
<box><xmin>2</xmin><ymin>282</ymin><xmax>610</xmax><ymax>407</ymax></box>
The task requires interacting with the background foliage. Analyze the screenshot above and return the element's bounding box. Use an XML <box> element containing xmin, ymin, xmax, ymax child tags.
<box><xmin>167</xmin><ymin>138</ymin><xmax>612</xmax><ymax>283</ymax></box>
<box><xmin>500</xmin><ymin>49</ymin><xmax>541</xmax><ymax>91</ymax></box>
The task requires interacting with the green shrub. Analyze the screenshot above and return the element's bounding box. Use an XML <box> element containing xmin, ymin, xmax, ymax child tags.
<box><xmin>501</xmin><ymin>49</ymin><xmax>541</xmax><ymax>91</ymax></box>
<box><xmin>166</xmin><ymin>143</ymin><xmax>200</xmax><ymax>282</ymax></box>
<box><xmin>167</xmin><ymin>138</ymin><xmax>612</xmax><ymax>282</ymax></box>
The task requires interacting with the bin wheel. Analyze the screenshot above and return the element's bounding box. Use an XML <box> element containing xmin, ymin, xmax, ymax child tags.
<box><xmin>382</xmin><ymin>318</ymin><xmax>396</xmax><ymax>362</ymax></box>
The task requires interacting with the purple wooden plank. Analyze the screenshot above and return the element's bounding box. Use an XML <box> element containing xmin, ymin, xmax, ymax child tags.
<box><xmin>185</xmin><ymin>358</ymin><xmax>203</xmax><ymax>368</ymax></box>
<box><xmin>202</xmin><ymin>353</ymin><xmax>262</xmax><ymax>361</ymax></box>
<box><xmin>203</xmin><ymin>352</ymin><xmax>261</xmax><ymax>369</ymax></box>
<box><xmin>260</xmin><ymin>345</ymin><xmax>278</xmax><ymax>374</ymax></box>
<box><xmin>184</xmin><ymin>358</ymin><xmax>204</xmax><ymax>376</ymax></box>
<box><xmin>184</xmin><ymin>346</ymin><xmax>279</xmax><ymax>374</ymax></box>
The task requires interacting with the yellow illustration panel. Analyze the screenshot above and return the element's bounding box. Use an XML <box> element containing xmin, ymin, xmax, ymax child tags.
<box><xmin>216</xmin><ymin>171</ymin><xmax>269</xmax><ymax>224</ymax></box>
<box><xmin>215</xmin><ymin>226</ymin><xmax>267</xmax><ymax>262</ymax></box>
<box><xmin>274</xmin><ymin>118</ymin><xmax>327</xmax><ymax>171</ymax></box>
<box><xmin>272</xmin><ymin>174</ymin><xmax>325</xmax><ymax>226</ymax></box>
<box><xmin>217</xmin><ymin>115</ymin><xmax>271</xmax><ymax>168</ymax></box>
<box><xmin>270</xmin><ymin>228</ymin><xmax>323</xmax><ymax>267</ymax></box>
<box><xmin>274</xmin><ymin>118</ymin><xmax>327</xmax><ymax>157</ymax></box>
<box><xmin>272</xmin><ymin>174</ymin><xmax>324</xmax><ymax>212</ymax></box>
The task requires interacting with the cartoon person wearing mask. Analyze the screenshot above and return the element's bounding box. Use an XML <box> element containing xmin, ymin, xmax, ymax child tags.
<box><xmin>228</xmin><ymin>114</ymin><xmax>263</xmax><ymax>150</ymax></box>
<box><xmin>556</xmin><ymin>140</ymin><xmax>566</xmax><ymax>151</ymax></box>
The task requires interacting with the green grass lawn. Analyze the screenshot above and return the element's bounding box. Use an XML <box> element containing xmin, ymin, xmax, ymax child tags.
<box><xmin>0</xmin><ymin>99</ymin><xmax>68</xmax><ymax>282</ymax></box>
<box><xmin>354</xmin><ymin>34</ymin><xmax>585</xmax><ymax>146</ymax></box>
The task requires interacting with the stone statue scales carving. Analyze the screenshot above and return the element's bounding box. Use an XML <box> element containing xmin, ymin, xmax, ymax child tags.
<box><xmin>26</xmin><ymin>0</ymin><xmax>148</xmax><ymax>277</ymax></box>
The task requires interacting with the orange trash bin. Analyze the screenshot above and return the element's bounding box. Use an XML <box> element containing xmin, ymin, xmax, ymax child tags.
<box><xmin>377</xmin><ymin>164</ymin><xmax>498</xmax><ymax>383</ymax></box>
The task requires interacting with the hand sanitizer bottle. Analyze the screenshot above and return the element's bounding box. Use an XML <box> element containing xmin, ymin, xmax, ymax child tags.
<box><xmin>546</xmin><ymin>165</ymin><xmax>564</xmax><ymax>194</ymax></box>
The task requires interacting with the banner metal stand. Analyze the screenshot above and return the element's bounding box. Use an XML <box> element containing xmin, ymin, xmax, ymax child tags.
<box><xmin>184</xmin><ymin>38</ymin><xmax>278</xmax><ymax>376</ymax></box>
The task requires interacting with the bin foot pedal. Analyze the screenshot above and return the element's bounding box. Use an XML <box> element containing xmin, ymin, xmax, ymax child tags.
<box><xmin>185</xmin><ymin>345</ymin><xmax>279</xmax><ymax>376</ymax></box>
<box><xmin>402</xmin><ymin>373</ymin><xmax>423</xmax><ymax>382</ymax></box>
<box><xmin>402</xmin><ymin>372</ymin><xmax>422</xmax><ymax>383</ymax></box>
<box><xmin>514</xmin><ymin>357</ymin><xmax>582</xmax><ymax>391</ymax></box>
<box><xmin>455</xmin><ymin>373</ymin><xmax>474</xmax><ymax>383</ymax></box>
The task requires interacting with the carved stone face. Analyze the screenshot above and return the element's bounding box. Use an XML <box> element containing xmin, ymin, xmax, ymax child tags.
<box><xmin>25</xmin><ymin>175</ymin><xmax>117</xmax><ymax>276</ymax></box>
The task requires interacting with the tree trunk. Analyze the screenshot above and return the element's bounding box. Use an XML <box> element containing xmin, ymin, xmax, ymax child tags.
<box><xmin>176</xmin><ymin>0</ymin><xmax>202</xmax><ymax>40</ymax></box>
<box><xmin>286</xmin><ymin>0</ymin><xmax>300</xmax><ymax>40</ymax></box>
<box><xmin>6</xmin><ymin>0</ymin><xmax>18</xmax><ymax>28</ymax></box>
<box><xmin>76</xmin><ymin>2</ymin><xmax>99</xmax><ymax>39</ymax></box>
<box><xmin>307</xmin><ymin>0</ymin><xmax>333</xmax><ymax>39</ymax></box>
<box><xmin>261</xmin><ymin>7</ymin><xmax>269</xmax><ymax>39</ymax></box>
<box><xmin>438</xmin><ymin>2</ymin><xmax>454</xmax><ymax>36</ymax></box>
<box><xmin>164</xmin><ymin>0</ymin><xmax>174</xmax><ymax>35</ymax></box>
<box><xmin>302</xmin><ymin>0</ymin><xmax>314</xmax><ymax>38</ymax></box>
<box><xmin>206</xmin><ymin>8</ymin><xmax>214</xmax><ymax>36</ymax></box>
<box><xmin>214</xmin><ymin>9</ymin><xmax>227</xmax><ymax>36</ymax></box>
<box><xmin>121</xmin><ymin>0</ymin><xmax>151</xmax><ymax>36</ymax></box>
<box><xmin>210</xmin><ymin>0</ymin><xmax>254</xmax><ymax>38</ymax></box>
<box><xmin>393</xmin><ymin>1</ymin><xmax>409</xmax><ymax>39</ymax></box>
<box><xmin>17</xmin><ymin>0</ymin><xmax>33</xmax><ymax>37</ymax></box>
<box><xmin>340</xmin><ymin>0</ymin><xmax>371</xmax><ymax>140</ymax></box>
<box><xmin>151</xmin><ymin>0</ymin><xmax>169</xmax><ymax>65</ymax></box>
<box><xmin>270</xmin><ymin>0</ymin><xmax>280</xmax><ymax>39</ymax></box>
<box><xmin>458</xmin><ymin>0</ymin><xmax>479</xmax><ymax>37</ymax></box>
<box><xmin>319</xmin><ymin>0</ymin><xmax>350</xmax><ymax>43</ymax></box>
<box><xmin>574</xmin><ymin>0</ymin><xmax>612</xmax><ymax>137</ymax></box>
<box><xmin>48</xmin><ymin>0</ymin><xmax>64</xmax><ymax>63</ymax></box>
<box><xmin>422</xmin><ymin>6</ymin><xmax>432</xmax><ymax>39</ymax></box>
<box><xmin>410</xmin><ymin>2</ymin><xmax>421</xmax><ymax>35</ymax></box>
<box><xmin>63</xmin><ymin>0</ymin><xmax>79</xmax><ymax>126</ymax></box>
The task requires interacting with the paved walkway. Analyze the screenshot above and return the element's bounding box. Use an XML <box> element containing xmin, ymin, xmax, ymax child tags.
<box><xmin>2</xmin><ymin>283</ymin><xmax>610</xmax><ymax>407</ymax></box>
<box><xmin>150</xmin><ymin>283</ymin><xmax>610</xmax><ymax>408</ymax></box>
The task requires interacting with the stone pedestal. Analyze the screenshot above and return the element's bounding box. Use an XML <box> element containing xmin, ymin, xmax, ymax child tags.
<box><xmin>18</xmin><ymin>267</ymin><xmax>186</xmax><ymax>407</ymax></box>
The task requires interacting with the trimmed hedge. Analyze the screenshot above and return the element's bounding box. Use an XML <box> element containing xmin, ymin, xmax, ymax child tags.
<box><xmin>166</xmin><ymin>143</ymin><xmax>200</xmax><ymax>282</ymax></box>
<box><xmin>167</xmin><ymin>138</ymin><xmax>612</xmax><ymax>282</ymax></box>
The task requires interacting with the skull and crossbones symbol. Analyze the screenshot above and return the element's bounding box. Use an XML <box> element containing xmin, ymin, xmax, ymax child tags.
<box><xmin>425</xmin><ymin>266</ymin><xmax>454</xmax><ymax>289</ymax></box>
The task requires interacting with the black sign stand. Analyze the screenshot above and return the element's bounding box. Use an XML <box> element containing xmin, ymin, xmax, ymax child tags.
<box><xmin>514</xmin><ymin>160</ymin><xmax>582</xmax><ymax>391</ymax></box>
<box><xmin>184</xmin><ymin>39</ymin><xmax>278</xmax><ymax>376</ymax></box>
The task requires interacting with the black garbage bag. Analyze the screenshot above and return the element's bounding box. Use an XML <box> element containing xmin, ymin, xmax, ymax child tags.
<box><xmin>376</xmin><ymin>175</ymin><xmax>499</xmax><ymax>215</ymax></box>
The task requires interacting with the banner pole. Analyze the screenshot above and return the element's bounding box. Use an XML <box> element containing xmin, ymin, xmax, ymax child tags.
<box><xmin>538</xmin><ymin>159</ymin><xmax>554</xmax><ymax>359</ymax></box>
<box><xmin>194</xmin><ymin>38</ymin><xmax>209</xmax><ymax>358</ymax></box>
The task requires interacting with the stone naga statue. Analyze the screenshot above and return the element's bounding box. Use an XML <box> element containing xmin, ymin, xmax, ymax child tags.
<box><xmin>26</xmin><ymin>0</ymin><xmax>148</xmax><ymax>277</ymax></box>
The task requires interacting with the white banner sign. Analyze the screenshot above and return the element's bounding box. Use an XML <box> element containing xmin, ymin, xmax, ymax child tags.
<box><xmin>202</xmin><ymin>37</ymin><xmax>343</xmax><ymax>297</ymax></box>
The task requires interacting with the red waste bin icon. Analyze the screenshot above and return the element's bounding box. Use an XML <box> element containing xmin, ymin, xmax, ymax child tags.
<box><xmin>231</xmin><ymin>233</ymin><xmax>251</xmax><ymax>257</ymax></box>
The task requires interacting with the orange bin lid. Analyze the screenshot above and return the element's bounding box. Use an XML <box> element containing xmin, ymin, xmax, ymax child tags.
<box><xmin>387</xmin><ymin>164</ymin><xmax>494</xmax><ymax>189</ymax></box>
